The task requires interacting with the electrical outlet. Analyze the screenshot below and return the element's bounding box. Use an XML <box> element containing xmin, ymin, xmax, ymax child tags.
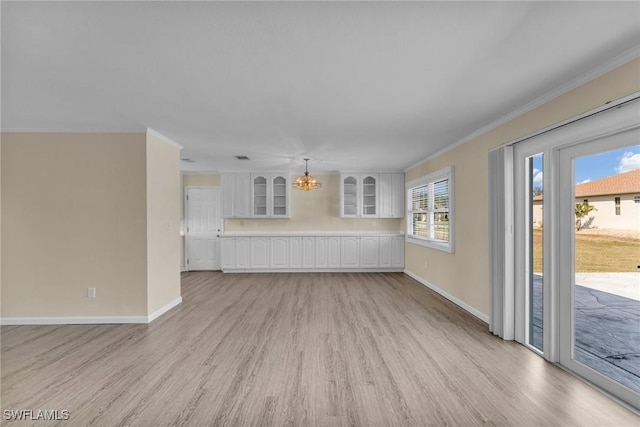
<box><xmin>88</xmin><ymin>287</ymin><xmax>96</xmax><ymax>298</ymax></box>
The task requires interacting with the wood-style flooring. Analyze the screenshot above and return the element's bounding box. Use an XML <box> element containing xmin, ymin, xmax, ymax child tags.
<box><xmin>2</xmin><ymin>272</ymin><xmax>638</xmax><ymax>426</ymax></box>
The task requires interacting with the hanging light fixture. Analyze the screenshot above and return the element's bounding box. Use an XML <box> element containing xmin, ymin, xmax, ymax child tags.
<box><xmin>292</xmin><ymin>158</ymin><xmax>322</xmax><ymax>191</ymax></box>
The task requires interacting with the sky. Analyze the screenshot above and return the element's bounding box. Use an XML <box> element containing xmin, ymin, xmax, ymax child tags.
<box><xmin>531</xmin><ymin>145</ymin><xmax>640</xmax><ymax>189</ymax></box>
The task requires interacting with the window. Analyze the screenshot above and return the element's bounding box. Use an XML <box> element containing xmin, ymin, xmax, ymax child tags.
<box><xmin>615</xmin><ymin>196</ymin><xmax>621</xmax><ymax>215</ymax></box>
<box><xmin>406</xmin><ymin>166</ymin><xmax>454</xmax><ymax>252</ymax></box>
<box><xmin>634</xmin><ymin>195</ymin><xmax>640</xmax><ymax>204</ymax></box>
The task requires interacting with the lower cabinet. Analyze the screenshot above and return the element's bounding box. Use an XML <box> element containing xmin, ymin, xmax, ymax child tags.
<box><xmin>379</xmin><ymin>236</ymin><xmax>404</xmax><ymax>268</ymax></box>
<box><xmin>250</xmin><ymin>237</ymin><xmax>269</xmax><ymax>268</ymax></box>
<box><xmin>270</xmin><ymin>237</ymin><xmax>290</xmax><ymax>268</ymax></box>
<box><xmin>316</xmin><ymin>237</ymin><xmax>340</xmax><ymax>268</ymax></box>
<box><xmin>360</xmin><ymin>236</ymin><xmax>379</xmax><ymax>268</ymax></box>
<box><xmin>221</xmin><ymin>235</ymin><xmax>403</xmax><ymax>271</ymax></box>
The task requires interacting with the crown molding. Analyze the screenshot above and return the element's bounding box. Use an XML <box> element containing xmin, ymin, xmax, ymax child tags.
<box><xmin>405</xmin><ymin>45</ymin><xmax>640</xmax><ymax>173</ymax></box>
<box><xmin>147</xmin><ymin>128</ymin><xmax>183</xmax><ymax>150</ymax></box>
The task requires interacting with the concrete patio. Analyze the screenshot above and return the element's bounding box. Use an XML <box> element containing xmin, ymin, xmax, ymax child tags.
<box><xmin>532</xmin><ymin>274</ymin><xmax>640</xmax><ymax>393</ymax></box>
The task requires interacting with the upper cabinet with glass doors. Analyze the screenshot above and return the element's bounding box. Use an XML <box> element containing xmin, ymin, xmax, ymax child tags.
<box><xmin>251</xmin><ymin>173</ymin><xmax>291</xmax><ymax>218</ymax></box>
<box><xmin>223</xmin><ymin>173</ymin><xmax>290</xmax><ymax>218</ymax></box>
<box><xmin>340</xmin><ymin>173</ymin><xmax>404</xmax><ymax>218</ymax></box>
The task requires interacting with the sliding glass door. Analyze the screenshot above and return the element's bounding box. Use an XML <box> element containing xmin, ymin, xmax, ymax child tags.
<box><xmin>509</xmin><ymin>97</ymin><xmax>639</xmax><ymax>409</ymax></box>
<box><xmin>559</xmin><ymin>130</ymin><xmax>640</xmax><ymax>407</ymax></box>
<box><xmin>514</xmin><ymin>144</ymin><xmax>548</xmax><ymax>354</ymax></box>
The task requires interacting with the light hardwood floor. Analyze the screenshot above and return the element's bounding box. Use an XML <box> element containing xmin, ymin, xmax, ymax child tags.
<box><xmin>2</xmin><ymin>272</ymin><xmax>638</xmax><ymax>426</ymax></box>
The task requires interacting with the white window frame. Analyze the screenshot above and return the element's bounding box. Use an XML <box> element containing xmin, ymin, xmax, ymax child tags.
<box><xmin>405</xmin><ymin>166</ymin><xmax>454</xmax><ymax>253</ymax></box>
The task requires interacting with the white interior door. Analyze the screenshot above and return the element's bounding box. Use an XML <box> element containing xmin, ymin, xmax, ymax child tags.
<box><xmin>186</xmin><ymin>187</ymin><xmax>221</xmax><ymax>270</ymax></box>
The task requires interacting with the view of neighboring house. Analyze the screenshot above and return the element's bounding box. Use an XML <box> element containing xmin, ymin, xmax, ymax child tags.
<box><xmin>533</xmin><ymin>168</ymin><xmax>640</xmax><ymax>230</ymax></box>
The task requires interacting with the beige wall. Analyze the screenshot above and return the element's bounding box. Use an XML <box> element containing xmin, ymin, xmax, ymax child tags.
<box><xmin>1</xmin><ymin>133</ymin><xmax>149</xmax><ymax>317</ymax></box>
<box><xmin>224</xmin><ymin>174</ymin><xmax>403</xmax><ymax>233</ymax></box>
<box><xmin>183</xmin><ymin>174</ymin><xmax>220</xmax><ymax>187</ymax></box>
<box><xmin>534</xmin><ymin>195</ymin><xmax>640</xmax><ymax>230</ymax></box>
<box><xmin>405</xmin><ymin>58</ymin><xmax>640</xmax><ymax>318</ymax></box>
<box><xmin>146</xmin><ymin>133</ymin><xmax>182</xmax><ymax>314</ymax></box>
<box><xmin>583</xmin><ymin>194</ymin><xmax>640</xmax><ymax>230</ymax></box>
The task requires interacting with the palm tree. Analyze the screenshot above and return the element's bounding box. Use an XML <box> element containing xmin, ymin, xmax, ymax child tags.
<box><xmin>575</xmin><ymin>201</ymin><xmax>595</xmax><ymax>231</ymax></box>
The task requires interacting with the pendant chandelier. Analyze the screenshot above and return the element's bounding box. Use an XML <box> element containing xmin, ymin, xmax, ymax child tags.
<box><xmin>292</xmin><ymin>158</ymin><xmax>322</xmax><ymax>191</ymax></box>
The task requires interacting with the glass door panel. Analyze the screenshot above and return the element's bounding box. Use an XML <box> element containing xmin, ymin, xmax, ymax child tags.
<box><xmin>559</xmin><ymin>130</ymin><xmax>640</xmax><ymax>409</ymax></box>
<box><xmin>529</xmin><ymin>153</ymin><xmax>544</xmax><ymax>352</ymax></box>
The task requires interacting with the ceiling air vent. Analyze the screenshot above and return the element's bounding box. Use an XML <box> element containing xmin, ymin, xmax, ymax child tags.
<box><xmin>180</xmin><ymin>158</ymin><xmax>196</xmax><ymax>163</ymax></box>
<box><xmin>234</xmin><ymin>155</ymin><xmax>250</xmax><ymax>160</ymax></box>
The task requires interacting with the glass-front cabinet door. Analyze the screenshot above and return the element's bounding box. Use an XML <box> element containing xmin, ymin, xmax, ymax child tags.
<box><xmin>271</xmin><ymin>174</ymin><xmax>289</xmax><ymax>217</ymax></box>
<box><xmin>361</xmin><ymin>174</ymin><xmax>378</xmax><ymax>217</ymax></box>
<box><xmin>341</xmin><ymin>175</ymin><xmax>359</xmax><ymax>217</ymax></box>
<box><xmin>251</xmin><ymin>174</ymin><xmax>268</xmax><ymax>217</ymax></box>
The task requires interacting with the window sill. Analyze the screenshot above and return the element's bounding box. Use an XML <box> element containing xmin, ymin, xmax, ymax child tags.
<box><xmin>406</xmin><ymin>235</ymin><xmax>454</xmax><ymax>253</ymax></box>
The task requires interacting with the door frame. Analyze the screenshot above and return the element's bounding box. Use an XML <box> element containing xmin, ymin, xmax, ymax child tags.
<box><xmin>184</xmin><ymin>186</ymin><xmax>222</xmax><ymax>272</ymax></box>
<box><xmin>558</xmin><ymin>127</ymin><xmax>640</xmax><ymax>408</ymax></box>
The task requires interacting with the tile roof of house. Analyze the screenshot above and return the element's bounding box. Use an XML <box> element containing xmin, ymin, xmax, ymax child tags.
<box><xmin>532</xmin><ymin>168</ymin><xmax>640</xmax><ymax>201</ymax></box>
<box><xmin>576</xmin><ymin>168</ymin><xmax>640</xmax><ymax>197</ymax></box>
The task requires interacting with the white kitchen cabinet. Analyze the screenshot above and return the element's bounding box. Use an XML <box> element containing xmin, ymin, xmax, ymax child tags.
<box><xmin>316</xmin><ymin>237</ymin><xmax>340</xmax><ymax>268</ymax></box>
<box><xmin>379</xmin><ymin>236</ymin><xmax>404</xmax><ymax>268</ymax></box>
<box><xmin>361</xmin><ymin>174</ymin><xmax>378</xmax><ymax>217</ymax></box>
<box><xmin>341</xmin><ymin>174</ymin><xmax>359</xmax><ymax>217</ymax></box>
<box><xmin>221</xmin><ymin>237</ymin><xmax>251</xmax><ymax>268</ymax></box>
<box><xmin>315</xmin><ymin>237</ymin><xmax>328</xmax><ymax>268</ymax></box>
<box><xmin>250</xmin><ymin>237</ymin><xmax>269</xmax><ymax>268</ymax></box>
<box><xmin>340</xmin><ymin>237</ymin><xmax>360</xmax><ymax>267</ymax></box>
<box><xmin>290</xmin><ymin>237</ymin><xmax>302</xmax><ymax>268</ymax></box>
<box><xmin>391</xmin><ymin>236</ymin><xmax>404</xmax><ymax>268</ymax></box>
<box><xmin>221</xmin><ymin>173</ymin><xmax>252</xmax><ymax>218</ymax></box>
<box><xmin>290</xmin><ymin>236</ymin><xmax>315</xmax><ymax>268</ymax></box>
<box><xmin>379</xmin><ymin>236</ymin><xmax>392</xmax><ymax>268</ymax></box>
<box><xmin>221</xmin><ymin>172</ymin><xmax>288</xmax><ymax>218</ymax></box>
<box><xmin>340</xmin><ymin>173</ymin><xmax>379</xmax><ymax>218</ymax></box>
<box><xmin>235</xmin><ymin>173</ymin><xmax>252</xmax><ymax>218</ymax></box>
<box><xmin>252</xmin><ymin>173</ymin><xmax>290</xmax><ymax>218</ymax></box>
<box><xmin>236</xmin><ymin>237</ymin><xmax>250</xmax><ymax>268</ymax></box>
<box><xmin>360</xmin><ymin>236</ymin><xmax>379</xmax><ymax>267</ymax></box>
<box><xmin>270</xmin><ymin>174</ymin><xmax>290</xmax><ymax>217</ymax></box>
<box><xmin>302</xmin><ymin>237</ymin><xmax>315</xmax><ymax>268</ymax></box>
<box><xmin>221</xmin><ymin>237</ymin><xmax>237</xmax><ymax>269</ymax></box>
<box><xmin>221</xmin><ymin>234</ymin><xmax>402</xmax><ymax>272</ymax></box>
<box><xmin>251</xmin><ymin>174</ymin><xmax>269</xmax><ymax>217</ymax></box>
<box><xmin>270</xmin><ymin>236</ymin><xmax>290</xmax><ymax>268</ymax></box>
<box><xmin>221</xmin><ymin>174</ymin><xmax>235</xmax><ymax>218</ymax></box>
<box><xmin>379</xmin><ymin>173</ymin><xmax>405</xmax><ymax>218</ymax></box>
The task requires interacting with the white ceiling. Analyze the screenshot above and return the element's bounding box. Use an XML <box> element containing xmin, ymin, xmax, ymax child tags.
<box><xmin>2</xmin><ymin>1</ymin><xmax>639</xmax><ymax>173</ymax></box>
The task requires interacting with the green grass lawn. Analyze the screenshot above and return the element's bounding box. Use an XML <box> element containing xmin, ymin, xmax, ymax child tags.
<box><xmin>533</xmin><ymin>230</ymin><xmax>639</xmax><ymax>273</ymax></box>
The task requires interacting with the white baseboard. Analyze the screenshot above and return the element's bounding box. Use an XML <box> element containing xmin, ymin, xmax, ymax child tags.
<box><xmin>147</xmin><ymin>297</ymin><xmax>182</xmax><ymax>323</ymax></box>
<box><xmin>1</xmin><ymin>297</ymin><xmax>183</xmax><ymax>326</ymax></box>
<box><xmin>403</xmin><ymin>270</ymin><xmax>489</xmax><ymax>324</ymax></box>
<box><xmin>222</xmin><ymin>268</ymin><xmax>405</xmax><ymax>273</ymax></box>
<box><xmin>0</xmin><ymin>316</ymin><xmax>148</xmax><ymax>326</ymax></box>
